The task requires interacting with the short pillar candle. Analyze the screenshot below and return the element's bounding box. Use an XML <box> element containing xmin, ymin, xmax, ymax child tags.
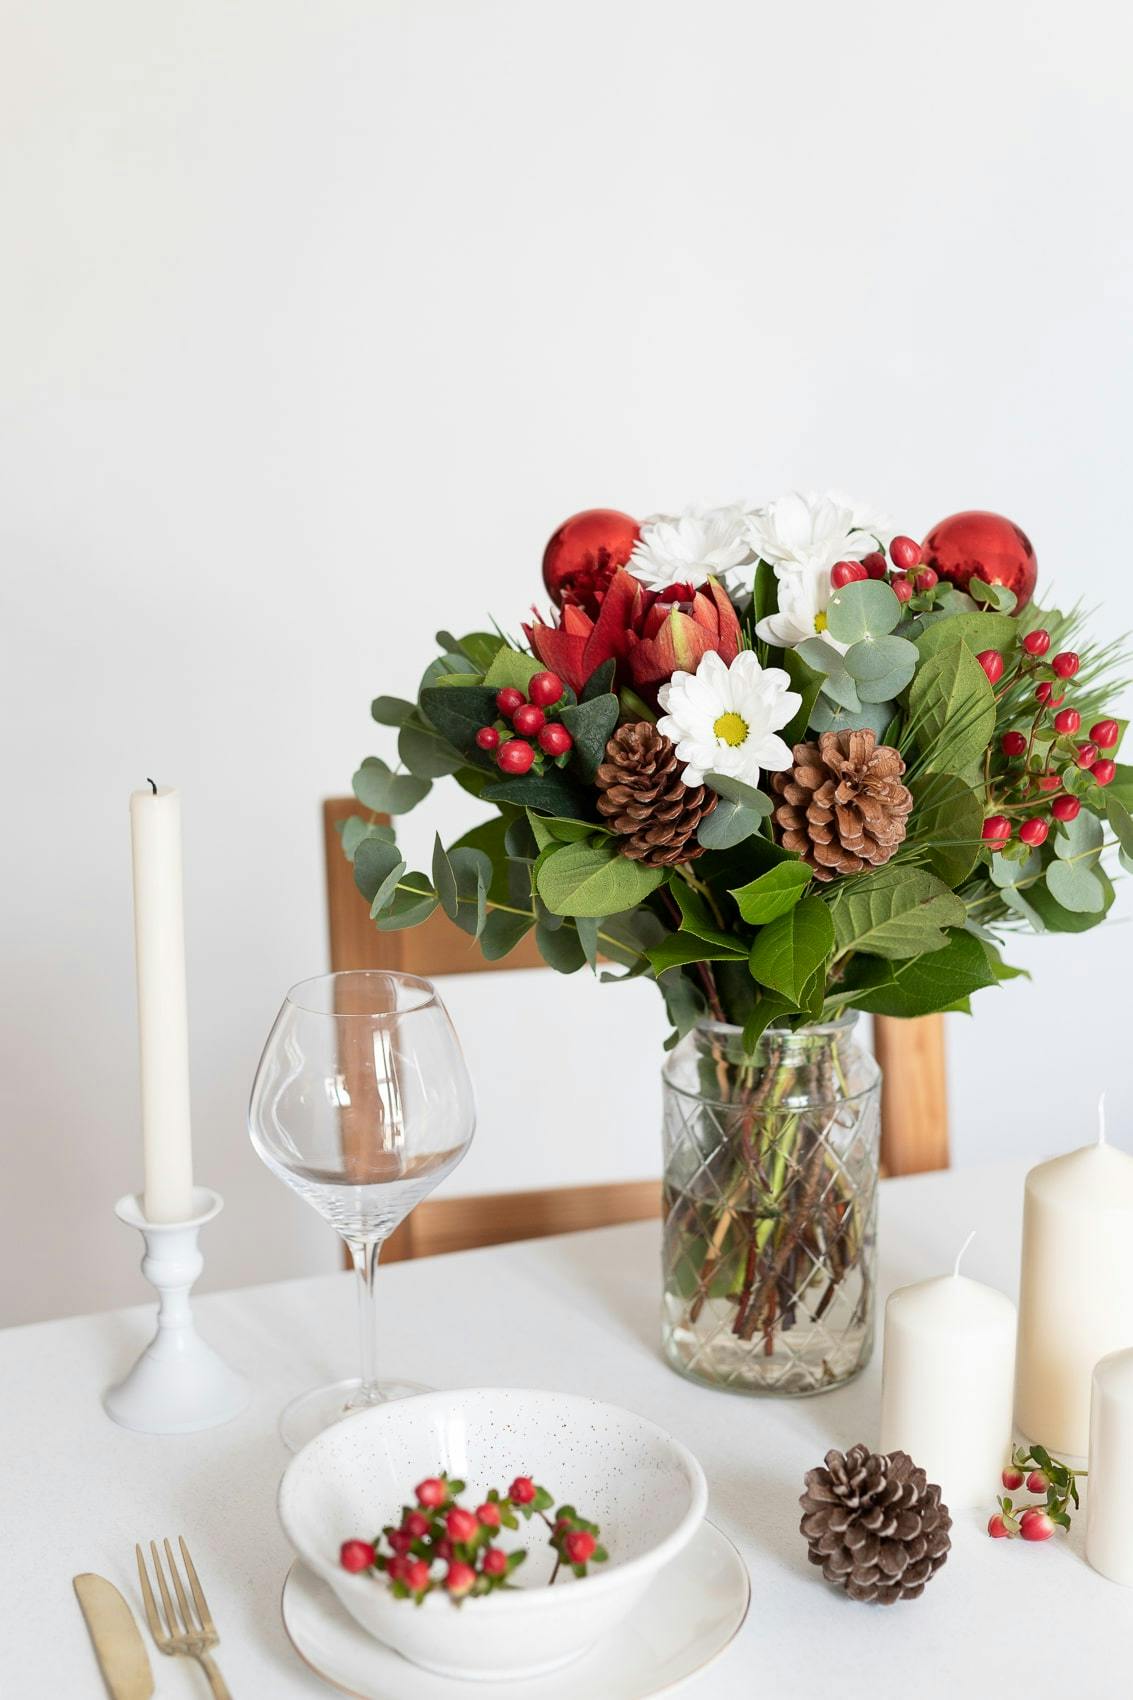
<box><xmin>879</xmin><ymin>1236</ymin><xmax>1016</xmax><ymax>1509</ymax></box>
<box><xmin>1087</xmin><ymin>1348</ymin><xmax>1133</xmax><ymax>1585</ymax></box>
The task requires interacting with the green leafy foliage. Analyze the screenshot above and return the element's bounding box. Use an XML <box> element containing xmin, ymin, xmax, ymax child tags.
<box><xmin>748</xmin><ymin>897</ymin><xmax>834</xmax><ymax>1004</ymax></box>
<box><xmin>559</xmin><ymin>694</ymin><xmax>619</xmax><ymax>779</ymax></box>
<box><xmin>371</xmin><ymin>695</ymin><xmax>415</xmax><ymax>727</ymax></box>
<box><xmin>419</xmin><ymin>685</ymin><xmax>500</xmax><ymax>761</ymax></box>
<box><xmin>398</xmin><ymin>714</ymin><xmax>464</xmax><ymax>778</ymax></box>
<box><xmin>841</xmin><ymin>634</ymin><xmax>918</xmax><ymax>703</ymax></box>
<box><xmin>338</xmin><ymin>815</ymin><xmax>396</xmax><ymax>860</ymax></box>
<box><xmin>843</xmin><ymin>931</ymin><xmax>996</xmax><ymax>1017</ymax></box>
<box><xmin>536</xmin><ymin>838</ymin><xmax>666</xmax><ymax>917</ymax></box>
<box><xmin>906</xmin><ymin>771</ymin><xmax>984</xmax><ymax>885</ymax></box>
<box><xmin>482</xmin><ymin>647</ymin><xmax>544</xmax><ymax>691</ymax></box>
<box><xmin>906</xmin><ymin>641</ymin><xmax>996</xmax><ymax>776</ymax></box>
<box><xmin>729</xmin><ymin>862</ymin><xmax>811</xmax><ymax>924</ymax></box>
<box><xmin>353</xmin><ymin>756</ymin><xmax>432</xmax><ymax>815</ymax></box>
<box><xmin>373</xmin><ymin>872</ymin><xmax>438</xmax><ymax>930</ymax></box>
<box><xmin>913</xmin><ymin>609</ymin><xmax>1016</xmax><ymax>663</ymax></box>
<box><xmin>698</xmin><ymin>795</ymin><xmax>770</xmax><ymax>849</ymax></box>
<box><xmin>828</xmin><ymin>865</ymin><xmax>965</xmax><ymax>960</ymax></box>
<box><xmin>825</xmin><ymin>580</ymin><xmax>903</xmax><ymax>644</ymax></box>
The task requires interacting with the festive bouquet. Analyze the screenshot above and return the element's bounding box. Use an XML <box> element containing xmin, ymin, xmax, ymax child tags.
<box><xmin>345</xmin><ymin>493</ymin><xmax>1132</xmax><ymax>1393</ymax></box>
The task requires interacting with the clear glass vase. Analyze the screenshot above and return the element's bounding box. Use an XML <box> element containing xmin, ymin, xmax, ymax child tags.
<box><xmin>661</xmin><ymin>1015</ymin><xmax>880</xmax><ymax>1396</ymax></box>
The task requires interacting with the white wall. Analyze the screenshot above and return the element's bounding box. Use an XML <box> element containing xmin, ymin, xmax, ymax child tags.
<box><xmin>3</xmin><ymin>0</ymin><xmax>1131</xmax><ymax>1325</ymax></box>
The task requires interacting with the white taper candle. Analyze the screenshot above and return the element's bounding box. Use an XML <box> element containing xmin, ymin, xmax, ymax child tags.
<box><xmin>130</xmin><ymin>783</ymin><xmax>194</xmax><ymax>1222</ymax></box>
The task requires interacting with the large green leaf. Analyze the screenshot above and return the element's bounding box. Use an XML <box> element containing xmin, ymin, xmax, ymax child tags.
<box><xmin>1053</xmin><ymin>808</ymin><xmax>1104</xmax><ymax>868</ymax></box>
<box><xmin>907</xmin><ymin>771</ymin><xmax>984</xmax><ymax>886</ymax></box>
<box><xmin>829</xmin><ymin>865</ymin><xmax>965</xmax><ymax>960</ymax></box>
<box><xmin>535</xmin><ymin>919</ymin><xmax>587</xmax><ymax>973</ymax></box>
<box><xmin>825</xmin><ymin>580</ymin><xmax>903</xmax><ymax>644</ymax></box>
<box><xmin>525</xmin><ymin>811</ymin><xmax>607</xmax><ymax>852</ymax></box>
<box><xmin>398</xmin><ymin>715</ymin><xmax>464</xmax><ymax>778</ymax></box>
<box><xmin>741</xmin><ymin>993</ymin><xmax>795</xmax><ymax>1053</ymax></box>
<box><xmin>456</xmin><ymin>631</ymin><xmax>507</xmax><ymax>672</ymax></box>
<box><xmin>559</xmin><ymin>693</ymin><xmax>619</xmax><ymax>779</ymax></box>
<box><xmin>914</xmin><ymin>609</ymin><xmax>1016</xmax><ymax>662</ymax></box>
<box><xmin>1045</xmin><ymin>860</ymin><xmax>1106</xmax><ymax>913</ymax></box>
<box><xmin>482</xmin><ymin>647</ymin><xmax>542</xmax><ymax>691</ymax></box>
<box><xmin>482</xmin><ymin>767</ymin><xmax>591</xmax><ymax>815</ymax></box>
<box><xmin>658</xmin><ymin>968</ymin><xmax>706</xmax><ymax>1045</ymax></box>
<box><xmin>1107</xmin><ymin>795</ymin><xmax>1133</xmax><ymax>857</ymax></box>
<box><xmin>748</xmin><ymin>896</ymin><xmax>834</xmax><ymax>1003</ymax></box>
<box><xmin>419</xmin><ymin>685</ymin><xmax>499</xmax><ymax>761</ymax></box>
<box><xmin>846</xmin><ymin>929</ymin><xmax>995</xmax><ymax>1017</ymax></box>
<box><xmin>647</xmin><ymin>933</ymin><xmax>747</xmax><ymax>974</ymax></box>
<box><xmin>536</xmin><ymin>838</ymin><xmax>665</xmax><ymax>917</ymax></box>
<box><xmin>906</xmin><ymin>641</ymin><xmax>996</xmax><ymax>776</ymax></box>
<box><xmin>1028</xmin><ymin>868</ymin><xmax>1114</xmax><ymax>931</ymax></box>
<box><xmin>703</xmin><ymin>773</ymin><xmax>773</xmax><ymax>811</ymax></box>
<box><xmin>671</xmin><ymin>881</ymin><xmax>741</xmax><ymax>950</ymax></box>
<box><xmin>353</xmin><ymin>756</ymin><xmax>432</xmax><ymax>815</ymax></box>
<box><xmin>730</xmin><ymin>861</ymin><xmax>812</xmax><ymax>924</ymax></box>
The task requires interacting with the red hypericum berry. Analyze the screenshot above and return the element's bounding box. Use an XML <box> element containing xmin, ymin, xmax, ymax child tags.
<box><xmin>416</xmin><ymin>1477</ymin><xmax>447</xmax><ymax>1509</ymax></box>
<box><xmin>1091</xmin><ymin>718</ymin><xmax>1120</xmax><ymax>748</ymax></box>
<box><xmin>446</xmin><ymin>1507</ymin><xmax>480</xmax><ymax>1544</ymax></box>
<box><xmin>1001</xmin><ymin>731</ymin><xmax>1027</xmax><ymax>757</ymax></box>
<box><xmin>1076</xmin><ymin>741</ymin><xmax>1099</xmax><ymax>768</ymax></box>
<box><xmin>404</xmin><ymin>1511</ymin><xmax>430</xmax><ymax>1540</ymax></box>
<box><xmin>476</xmin><ymin>1502</ymin><xmax>501</xmax><ymax>1529</ymax></box>
<box><xmin>1034</xmin><ymin>681</ymin><xmax>1065</xmax><ymax>708</ymax></box>
<box><xmin>495</xmin><ymin>686</ymin><xmax>525</xmax><ymax>717</ymax></box>
<box><xmin>862</xmin><ymin>550</ymin><xmax>888</xmax><ymax>579</ymax></box>
<box><xmin>404</xmin><ymin>1559</ymin><xmax>431</xmax><ymax>1592</ymax></box>
<box><xmin>1022</xmin><ymin>629</ymin><xmax>1051</xmax><ymax>656</ymax></box>
<box><xmin>475</xmin><ymin>725</ymin><xmax>500</xmax><ymax>751</ymax></box>
<box><xmin>482</xmin><ymin>1546</ymin><xmax>508</xmax><ymax>1578</ymax></box>
<box><xmin>445</xmin><ymin>1561</ymin><xmax>477</xmax><ymax>1596</ymax></box>
<box><xmin>977</xmin><ymin>649</ymin><xmax>1005</xmax><ymax>684</ymax></box>
<box><xmin>1019</xmin><ymin>1508</ymin><xmax>1056</xmax><ymax>1542</ymax></box>
<box><xmin>386</xmin><ymin>1555</ymin><xmax>410</xmax><ymax>1583</ymax></box>
<box><xmin>388</xmin><ymin>1529</ymin><xmax>414</xmax><ymax>1556</ymax></box>
<box><xmin>340</xmin><ymin>1540</ymin><xmax>376</xmax><ymax>1573</ymax></box>
<box><xmin>433</xmin><ymin>1538</ymin><xmax>453</xmax><ymax>1562</ymax></box>
<box><xmin>538</xmin><ymin>722</ymin><xmax>573</xmax><ymax>756</ymax></box>
<box><xmin>1036</xmin><ymin>772</ymin><xmax>1061</xmax><ymax>792</ymax></box>
<box><xmin>1026</xmin><ymin>1470</ymin><xmax>1049</xmax><ymax>1494</ymax></box>
<box><xmin>831</xmin><ymin>559</ymin><xmax>868</xmax><ymax>588</ymax></box>
<box><xmin>982</xmin><ymin>815</ymin><xmax>1011</xmax><ymax>849</ymax></box>
<box><xmin>512</xmin><ymin>702</ymin><xmax>546</xmax><ymax>736</ymax></box>
<box><xmin>1052</xmin><ymin>651</ymin><xmax>1080</xmax><ymax>679</ymax></box>
<box><xmin>509</xmin><ymin>1476</ymin><xmax>536</xmax><ymax>1505</ymax></box>
<box><xmin>1019</xmin><ymin>817</ymin><xmax>1049</xmax><ymax>847</ymax></box>
<box><xmin>890</xmin><ymin>535</ymin><xmax>923</xmax><ymax>571</ymax></box>
<box><xmin>1051</xmin><ymin>795</ymin><xmax>1081</xmax><ymax>822</ymax></box>
<box><xmin>891</xmin><ymin>575</ymin><xmax>915</xmax><ymax>603</ymax></box>
<box><xmin>1001</xmin><ymin>1467</ymin><xmax>1025</xmax><ymax>1491</ymax></box>
<box><xmin>1092</xmin><ymin>758</ymin><xmax>1117</xmax><ymax>786</ymax></box>
<box><xmin>1053</xmin><ymin>707</ymin><xmax>1081</xmax><ymax>735</ymax></box>
<box><xmin>988</xmin><ymin>1514</ymin><xmax>1012</xmax><ymax>1539</ymax></box>
<box><xmin>528</xmin><ymin>669</ymin><xmax>565</xmax><ymax>707</ymax></box>
<box><xmin>913</xmin><ymin>565</ymin><xmax>938</xmax><ymax>591</ymax></box>
<box><xmin>564</xmin><ymin>1529</ymin><xmax>597</xmax><ymax>1564</ymax></box>
<box><xmin>497</xmin><ymin>738</ymin><xmax>535</xmax><ymax>775</ymax></box>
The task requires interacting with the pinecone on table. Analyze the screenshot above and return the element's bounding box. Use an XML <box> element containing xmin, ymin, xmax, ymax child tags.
<box><xmin>771</xmin><ymin>729</ymin><xmax>913</xmax><ymax>882</ymax></box>
<box><xmin>595</xmin><ymin>723</ymin><xmax>717</xmax><ymax>866</ymax></box>
<box><xmin>799</xmin><ymin>1445</ymin><xmax>952</xmax><ymax>1604</ymax></box>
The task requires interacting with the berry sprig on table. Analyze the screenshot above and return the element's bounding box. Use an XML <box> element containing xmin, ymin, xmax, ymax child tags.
<box><xmin>340</xmin><ymin>1472</ymin><xmax>608</xmax><ymax>1603</ymax></box>
<box><xmin>987</xmin><ymin>1446</ymin><xmax>1085</xmax><ymax>1542</ymax></box>
<box><xmin>474</xmin><ymin>670</ymin><xmax>574</xmax><ymax>775</ymax></box>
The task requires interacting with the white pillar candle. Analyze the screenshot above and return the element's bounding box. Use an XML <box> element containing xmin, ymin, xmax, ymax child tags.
<box><xmin>1087</xmin><ymin>1347</ymin><xmax>1133</xmax><ymax>1585</ymax></box>
<box><xmin>879</xmin><ymin>1235</ymin><xmax>1016</xmax><ymax>1508</ymax></box>
<box><xmin>1015</xmin><ymin>1104</ymin><xmax>1133</xmax><ymax>1458</ymax></box>
<box><xmin>130</xmin><ymin>784</ymin><xmax>194</xmax><ymax>1222</ymax></box>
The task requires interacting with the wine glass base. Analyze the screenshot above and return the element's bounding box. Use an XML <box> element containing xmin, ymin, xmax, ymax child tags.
<box><xmin>279</xmin><ymin>1376</ymin><xmax>432</xmax><ymax>1452</ymax></box>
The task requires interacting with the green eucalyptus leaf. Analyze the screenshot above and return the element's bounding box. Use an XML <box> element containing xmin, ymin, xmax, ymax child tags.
<box><xmin>371</xmin><ymin>695</ymin><xmax>415</xmax><ymax>727</ymax></box>
<box><xmin>447</xmin><ymin>848</ymin><xmax>493</xmax><ymax>938</ymax></box>
<box><xmin>1053</xmin><ymin>808</ymin><xmax>1104</xmax><ymax>867</ymax></box>
<box><xmin>576</xmin><ymin>916</ymin><xmax>601</xmax><ymax>968</ymax></box>
<box><xmin>698</xmin><ymin>798</ymin><xmax>767</xmax><ymax>849</ymax></box>
<box><xmin>659</xmin><ymin>968</ymin><xmax>706</xmax><ymax>1045</ymax></box>
<box><xmin>828</xmin><ymin>865</ymin><xmax>965</xmax><ymax>960</ymax></box>
<box><xmin>398</xmin><ymin>716</ymin><xmax>464</xmax><ymax>778</ymax></box>
<box><xmin>990</xmin><ymin>847</ymin><xmax>1042</xmax><ymax>888</ymax></box>
<box><xmin>354</xmin><ymin>837</ymin><xmax>403</xmax><ymax>904</ymax></box>
<box><xmin>369</xmin><ymin>857</ymin><xmax>407</xmax><ymax>918</ymax></box>
<box><xmin>1029</xmin><ymin>867</ymin><xmax>1113</xmax><ymax>929</ymax></box>
<box><xmin>842</xmin><ymin>635</ymin><xmax>918</xmax><ymax>703</ymax></box>
<box><xmin>352</xmin><ymin>756</ymin><xmax>431</xmax><ymax>815</ymax></box>
<box><xmin>1106</xmin><ymin>795</ymin><xmax>1133</xmax><ymax>857</ymax></box>
<box><xmin>373</xmin><ymin>872</ymin><xmax>438</xmax><ymax>931</ymax></box>
<box><xmin>1045</xmin><ymin>859</ymin><xmax>1106</xmax><ymax>913</ymax></box>
<box><xmin>968</xmin><ymin>579</ymin><xmax>1017</xmax><ymax>614</ymax></box>
<box><xmin>748</xmin><ymin>896</ymin><xmax>834</xmax><ymax>1004</ymax></box>
<box><xmin>797</xmin><ymin>636</ymin><xmax>861</xmax><ymax>712</ymax></box>
<box><xmin>481</xmin><ymin>908</ymin><xmax>534</xmax><ymax>960</ymax></box>
<box><xmin>536</xmin><ymin>919</ymin><xmax>587</xmax><ymax>973</ymax></box>
<box><xmin>536</xmin><ymin>839</ymin><xmax>665</xmax><ymax>917</ymax></box>
<box><xmin>825</xmin><ymin>580</ymin><xmax>902</xmax><ymax>644</ymax></box>
<box><xmin>729</xmin><ymin>862</ymin><xmax>811</xmax><ymax>924</ymax></box>
<box><xmin>807</xmin><ymin>696</ymin><xmax>897</xmax><ymax>739</ymax></box>
<box><xmin>339</xmin><ymin>816</ymin><xmax>396</xmax><ymax>861</ymax></box>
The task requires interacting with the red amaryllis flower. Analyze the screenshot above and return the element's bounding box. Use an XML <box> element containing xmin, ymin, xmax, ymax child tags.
<box><xmin>524</xmin><ymin>569</ymin><xmax>741</xmax><ymax>701</ymax></box>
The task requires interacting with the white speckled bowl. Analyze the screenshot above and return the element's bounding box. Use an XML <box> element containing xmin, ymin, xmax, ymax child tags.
<box><xmin>278</xmin><ymin>1387</ymin><xmax>708</xmax><ymax>1681</ymax></box>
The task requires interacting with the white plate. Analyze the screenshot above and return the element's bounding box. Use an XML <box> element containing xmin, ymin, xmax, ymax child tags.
<box><xmin>281</xmin><ymin>1519</ymin><xmax>750</xmax><ymax>1699</ymax></box>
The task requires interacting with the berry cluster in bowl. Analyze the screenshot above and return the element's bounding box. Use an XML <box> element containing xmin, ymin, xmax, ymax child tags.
<box><xmin>474</xmin><ymin>670</ymin><xmax>573</xmax><ymax>775</ymax></box>
<box><xmin>341</xmin><ymin>1472</ymin><xmax>608</xmax><ymax>1605</ymax></box>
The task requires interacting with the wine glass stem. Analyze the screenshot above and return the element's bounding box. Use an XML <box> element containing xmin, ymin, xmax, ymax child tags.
<box><xmin>347</xmin><ymin>1236</ymin><xmax>384</xmax><ymax>1405</ymax></box>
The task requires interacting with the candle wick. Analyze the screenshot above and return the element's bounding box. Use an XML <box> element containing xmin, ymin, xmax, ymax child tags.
<box><xmin>146</xmin><ymin>777</ymin><xmax>158</xmax><ymax>795</ymax></box>
<box><xmin>1098</xmin><ymin>1090</ymin><xmax>1107</xmax><ymax>1146</ymax></box>
<box><xmin>953</xmin><ymin>1229</ymin><xmax>976</xmax><ymax>1278</ymax></box>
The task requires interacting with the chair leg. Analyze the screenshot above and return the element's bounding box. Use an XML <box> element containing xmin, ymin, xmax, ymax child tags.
<box><xmin>874</xmin><ymin>1013</ymin><xmax>949</xmax><ymax>1175</ymax></box>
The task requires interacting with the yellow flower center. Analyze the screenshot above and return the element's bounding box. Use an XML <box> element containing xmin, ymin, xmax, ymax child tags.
<box><xmin>713</xmin><ymin>711</ymin><xmax>749</xmax><ymax>748</ymax></box>
<box><xmin>814</xmin><ymin>610</ymin><xmax>829</xmax><ymax>633</ymax></box>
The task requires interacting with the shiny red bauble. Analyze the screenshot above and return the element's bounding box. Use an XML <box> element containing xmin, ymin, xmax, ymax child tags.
<box><xmin>889</xmin><ymin>535</ymin><xmax>923</xmax><ymax>571</ymax></box>
<box><xmin>982</xmin><ymin>815</ymin><xmax>1011</xmax><ymax>848</ymax></box>
<box><xmin>1019</xmin><ymin>818</ymin><xmax>1050</xmax><ymax>847</ymax></box>
<box><xmin>976</xmin><ymin>649</ymin><xmax>1004</xmax><ymax>684</ymax></box>
<box><xmin>497</xmin><ymin>739</ymin><xmax>535</xmax><ymax>774</ymax></box>
<box><xmin>1053</xmin><ymin>708</ymin><xmax>1081</xmax><ymax>735</ymax></box>
<box><xmin>1022</xmin><ymin>629</ymin><xmax>1051</xmax><ymax>656</ymax></box>
<box><xmin>528</xmin><ymin>670</ymin><xmax>565</xmax><ymax>707</ymax></box>
<box><xmin>538</xmin><ymin>723</ymin><xmax>573</xmax><ymax>756</ymax></box>
<box><xmin>512</xmin><ymin>703</ymin><xmax>546</xmax><ymax>736</ymax></box>
<box><xmin>831</xmin><ymin>559</ymin><xmax>868</xmax><ymax>588</ymax></box>
<box><xmin>1091</xmin><ymin>719</ymin><xmax>1120</xmax><ymax>748</ymax></box>
<box><xmin>1001</xmin><ymin>731</ymin><xmax>1027</xmax><ymax>757</ymax></box>
<box><xmin>541</xmin><ymin>509</ymin><xmax>640</xmax><ymax>607</ymax></box>
<box><xmin>1052</xmin><ymin>796</ymin><xmax>1081</xmax><ymax>822</ymax></box>
<box><xmin>1092</xmin><ymin>759</ymin><xmax>1117</xmax><ymax>786</ymax></box>
<box><xmin>921</xmin><ymin>511</ymin><xmax>1037</xmax><ymax>610</ymax></box>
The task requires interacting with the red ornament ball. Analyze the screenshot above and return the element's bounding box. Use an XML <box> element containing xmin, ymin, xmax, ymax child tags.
<box><xmin>921</xmin><ymin>511</ymin><xmax>1037</xmax><ymax>610</ymax></box>
<box><xmin>497</xmin><ymin>739</ymin><xmax>535</xmax><ymax>775</ymax></box>
<box><xmin>542</xmin><ymin>509</ymin><xmax>639</xmax><ymax>608</ymax></box>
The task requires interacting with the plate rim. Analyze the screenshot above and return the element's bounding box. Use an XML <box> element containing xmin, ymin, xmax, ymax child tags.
<box><xmin>279</xmin><ymin>1518</ymin><xmax>751</xmax><ymax>1700</ymax></box>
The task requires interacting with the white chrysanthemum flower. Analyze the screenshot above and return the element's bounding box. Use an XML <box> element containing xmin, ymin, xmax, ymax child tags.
<box><xmin>754</xmin><ymin>564</ymin><xmax>849</xmax><ymax>654</ymax></box>
<box><xmin>744</xmin><ymin>490</ymin><xmax>887</xmax><ymax>576</ymax></box>
<box><xmin>629</xmin><ymin>505</ymin><xmax>753</xmax><ymax>591</ymax></box>
<box><xmin>656</xmin><ymin>650</ymin><xmax>800</xmax><ymax>789</ymax></box>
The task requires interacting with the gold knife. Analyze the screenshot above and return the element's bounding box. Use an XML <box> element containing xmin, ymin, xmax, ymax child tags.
<box><xmin>73</xmin><ymin>1573</ymin><xmax>154</xmax><ymax>1700</ymax></box>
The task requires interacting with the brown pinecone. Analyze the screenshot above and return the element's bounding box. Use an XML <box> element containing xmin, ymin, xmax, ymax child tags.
<box><xmin>595</xmin><ymin>723</ymin><xmax>718</xmax><ymax>866</ymax></box>
<box><xmin>771</xmin><ymin>728</ymin><xmax>913</xmax><ymax>882</ymax></box>
<box><xmin>799</xmin><ymin>1445</ymin><xmax>952</xmax><ymax>1605</ymax></box>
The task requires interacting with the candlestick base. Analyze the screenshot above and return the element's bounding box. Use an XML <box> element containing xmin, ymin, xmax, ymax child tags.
<box><xmin>104</xmin><ymin>1188</ymin><xmax>249</xmax><ymax>1434</ymax></box>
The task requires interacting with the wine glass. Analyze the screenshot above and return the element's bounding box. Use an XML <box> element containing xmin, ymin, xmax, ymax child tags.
<box><xmin>249</xmin><ymin>969</ymin><xmax>475</xmax><ymax>1450</ymax></box>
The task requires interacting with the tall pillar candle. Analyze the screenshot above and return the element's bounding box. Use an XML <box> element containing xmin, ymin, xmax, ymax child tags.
<box><xmin>130</xmin><ymin>784</ymin><xmax>194</xmax><ymax>1222</ymax></box>
<box><xmin>879</xmin><ymin>1238</ymin><xmax>1016</xmax><ymax>1508</ymax></box>
<box><xmin>1015</xmin><ymin>1117</ymin><xmax>1133</xmax><ymax>1458</ymax></box>
<box><xmin>1087</xmin><ymin>1348</ymin><xmax>1133</xmax><ymax>1585</ymax></box>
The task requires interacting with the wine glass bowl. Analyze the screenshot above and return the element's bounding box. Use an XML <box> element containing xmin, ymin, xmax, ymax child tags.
<box><xmin>249</xmin><ymin>970</ymin><xmax>475</xmax><ymax>1449</ymax></box>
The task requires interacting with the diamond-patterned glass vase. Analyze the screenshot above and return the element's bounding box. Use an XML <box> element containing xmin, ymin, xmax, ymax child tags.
<box><xmin>661</xmin><ymin>1015</ymin><xmax>880</xmax><ymax>1396</ymax></box>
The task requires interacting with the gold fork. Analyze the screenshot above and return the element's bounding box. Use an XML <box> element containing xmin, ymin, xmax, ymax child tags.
<box><xmin>135</xmin><ymin>1536</ymin><xmax>233</xmax><ymax>1699</ymax></box>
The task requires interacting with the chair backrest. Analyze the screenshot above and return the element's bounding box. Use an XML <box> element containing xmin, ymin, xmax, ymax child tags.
<box><xmin>323</xmin><ymin>798</ymin><xmax>949</xmax><ymax>1259</ymax></box>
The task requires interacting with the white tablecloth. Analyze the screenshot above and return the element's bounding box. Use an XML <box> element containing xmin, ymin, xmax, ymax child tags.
<box><xmin>2</xmin><ymin>1162</ymin><xmax>1125</xmax><ymax>1698</ymax></box>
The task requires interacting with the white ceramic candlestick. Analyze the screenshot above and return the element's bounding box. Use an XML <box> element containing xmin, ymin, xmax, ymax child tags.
<box><xmin>1016</xmin><ymin>1099</ymin><xmax>1133</xmax><ymax>1458</ymax></box>
<box><xmin>1087</xmin><ymin>1348</ymin><xmax>1133</xmax><ymax>1585</ymax></box>
<box><xmin>130</xmin><ymin>783</ymin><xmax>194</xmax><ymax>1223</ymax></box>
<box><xmin>104</xmin><ymin>1188</ymin><xmax>248</xmax><ymax>1433</ymax></box>
<box><xmin>879</xmin><ymin>1234</ymin><xmax>1016</xmax><ymax>1508</ymax></box>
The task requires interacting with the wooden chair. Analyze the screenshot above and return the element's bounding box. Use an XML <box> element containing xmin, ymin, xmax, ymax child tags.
<box><xmin>322</xmin><ymin>798</ymin><xmax>948</xmax><ymax>1260</ymax></box>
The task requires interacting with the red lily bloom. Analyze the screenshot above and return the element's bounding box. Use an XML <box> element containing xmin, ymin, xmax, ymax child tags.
<box><xmin>524</xmin><ymin>568</ymin><xmax>742</xmax><ymax>701</ymax></box>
